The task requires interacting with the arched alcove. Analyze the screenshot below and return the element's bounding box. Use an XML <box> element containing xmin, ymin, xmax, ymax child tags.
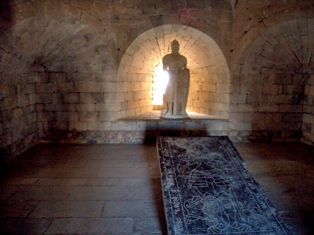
<box><xmin>117</xmin><ymin>24</ymin><xmax>230</xmax><ymax>119</ymax></box>
<box><xmin>231</xmin><ymin>17</ymin><xmax>314</xmax><ymax>140</ymax></box>
<box><xmin>236</xmin><ymin>18</ymin><xmax>314</xmax><ymax>74</ymax></box>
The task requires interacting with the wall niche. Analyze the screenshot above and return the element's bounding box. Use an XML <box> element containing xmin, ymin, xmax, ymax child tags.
<box><xmin>117</xmin><ymin>24</ymin><xmax>230</xmax><ymax>120</ymax></box>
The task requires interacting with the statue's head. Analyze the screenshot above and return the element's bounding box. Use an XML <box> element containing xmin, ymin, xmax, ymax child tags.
<box><xmin>171</xmin><ymin>40</ymin><xmax>180</xmax><ymax>54</ymax></box>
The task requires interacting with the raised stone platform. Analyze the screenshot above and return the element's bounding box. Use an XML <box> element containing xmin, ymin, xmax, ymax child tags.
<box><xmin>38</xmin><ymin>111</ymin><xmax>301</xmax><ymax>145</ymax></box>
<box><xmin>157</xmin><ymin>136</ymin><xmax>292</xmax><ymax>235</ymax></box>
<box><xmin>121</xmin><ymin>111</ymin><xmax>227</xmax><ymax>120</ymax></box>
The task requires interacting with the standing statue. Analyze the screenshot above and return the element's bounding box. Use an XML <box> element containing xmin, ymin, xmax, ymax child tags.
<box><xmin>162</xmin><ymin>40</ymin><xmax>190</xmax><ymax>119</ymax></box>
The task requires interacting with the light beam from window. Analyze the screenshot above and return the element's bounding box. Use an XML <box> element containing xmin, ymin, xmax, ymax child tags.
<box><xmin>152</xmin><ymin>63</ymin><xmax>169</xmax><ymax>106</ymax></box>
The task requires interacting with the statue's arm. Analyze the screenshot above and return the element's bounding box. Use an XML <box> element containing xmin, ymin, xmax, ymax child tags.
<box><xmin>183</xmin><ymin>57</ymin><xmax>187</xmax><ymax>69</ymax></box>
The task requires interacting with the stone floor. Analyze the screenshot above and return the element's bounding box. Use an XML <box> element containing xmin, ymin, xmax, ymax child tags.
<box><xmin>0</xmin><ymin>141</ymin><xmax>313</xmax><ymax>234</ymax></box>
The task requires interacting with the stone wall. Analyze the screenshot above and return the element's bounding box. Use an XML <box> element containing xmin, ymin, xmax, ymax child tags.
<box><xmin>231</xmin><ymin>14</ymin><xmax>314</xmax><ymax>143</ymax></box>
<box><xmin>1</xmin><ymin>0</ymin><xmax>314</xmax><ymax>162</ymax></box>
<box><xmin>0</xmin><ymin>72</ymin><xmax>48</xmax><ymax>162</ymax></box>
<box><xmin>303</xmin><ymin>75</ymin><xmax>314</xmax><ymax>145</ymax></box>
<box><xmin>230</xmin><ymin>72</ymin><xmax>305</xmax><ymax>142</ymax></box>
<box><xmin>189</xmin><ymin>68</ymin><xmax>229</xmax><ymax>118</ymax></box>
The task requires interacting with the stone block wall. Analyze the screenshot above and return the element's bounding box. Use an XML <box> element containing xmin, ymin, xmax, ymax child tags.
<box><xmin>36</xmin><ymin>73</ymin><xmax>122</xmax><ymax>134</ymax></box>
<box><xmin>230</xmin><ymin>14</ymin><xmax>314</xmax><ymax>143</ymax></box>
<box><xmin>230</xmin><ymin>72</ymin><xmax>305</xmax><ymax>141</ymax></box>
<box><xmin>0</xmin><ymin>72</ymin><xmax>48</xmax><ymax>162</ymax></box>
<box><xmin>117</xmin><ymin>29</ymin><xmax>163</xmax><ymax>118</ymax></box>
<box><xmin>302</xmin><ymin>75</ymin><xmax>314</xmax><ymax>145</ymax></box>
<box><xmin>117</xmin><ymin>73</ymin><xmax>153</xmax><ymax>118</ymax></box>
<box><xmin>188</xmin><ymin>68</ymin><xmax>229</xmax><ymax>118</ymax></box>
<box><xmin>1</xmin><ymin>0</ymin><xmax>314</xmax><ymax>162</ymax></box>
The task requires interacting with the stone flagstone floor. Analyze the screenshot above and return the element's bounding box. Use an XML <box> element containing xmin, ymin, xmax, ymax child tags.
<box><xmin>0</xmin><ymin>142</ymin><xmax>313</xmax><ymax>234</ymax></box>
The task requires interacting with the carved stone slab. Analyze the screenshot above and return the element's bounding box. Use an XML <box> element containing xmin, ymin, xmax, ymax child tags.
<box><xmin>157</xmin><ymin>136</ymin><xmax>292</xmax><ymax>235</ymax></box>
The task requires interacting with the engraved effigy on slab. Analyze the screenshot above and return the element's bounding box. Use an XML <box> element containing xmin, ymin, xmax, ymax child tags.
<box><xmin>157</xmin><ymin>136</ymin><xmax>292</xmax><ymax>235</ymax></box>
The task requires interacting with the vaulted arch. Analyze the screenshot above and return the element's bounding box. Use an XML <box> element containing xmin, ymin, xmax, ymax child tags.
<box><xmin>117</xmin><ymin>24</ymin><xmax>230</xmax><ymax>119</ymax></box>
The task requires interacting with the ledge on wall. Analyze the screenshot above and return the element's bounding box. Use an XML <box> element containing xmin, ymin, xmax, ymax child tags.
<box><xmin>119</xmin><ymin>110</ymin><xmax>229</xmax><ymax>121</ymax></box>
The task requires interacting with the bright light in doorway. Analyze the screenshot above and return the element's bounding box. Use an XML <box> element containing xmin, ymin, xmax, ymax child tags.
<box><xmin>152</xmin><ymin>64</ymin><xmax>169</xmax><ymax>105</ymax></box>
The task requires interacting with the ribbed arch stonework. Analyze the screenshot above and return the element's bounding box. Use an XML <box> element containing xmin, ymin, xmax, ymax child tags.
<box><xmin>237</xmin><ymin>18</ymin><xmax>314</xmax><ymax>74</ymax></box>
<box><xmin>230</xmin><ymin>18</ymin><xmax>314</xmax><ymax>141</ymax></box>
<box><xmin>233</xmin><ymin>18</ymin><xmax>314</xmax><ymax>107</ymax></box>
<box><xmin>117</xmin><ymin>24</ymin><xmax>230</xmax><ymax>118</ymax></box>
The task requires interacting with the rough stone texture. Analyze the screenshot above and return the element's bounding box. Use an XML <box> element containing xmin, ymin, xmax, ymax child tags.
<box><xmin>231</xmin><ymin>2</ymin><xmax>314</xmax><ymax>145</ymax></box>
<box><xmin>231</xmin><ymin>16</ymin><xmax>314</xmax><ymax>144</ymax></box>
<box><xmin>1</xmin><ymin>0</ymin><xmax>314</xmax><ymax>161</ymax></box>
<box><xmin>302</xmin><ymin>74</ymin><xmax>314</xmax><ymax>145</ymax></box>
<box><xmin>0</xmin><ymin>72</ymin><xmax>46</xmax><ymax>162</ymax></box>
